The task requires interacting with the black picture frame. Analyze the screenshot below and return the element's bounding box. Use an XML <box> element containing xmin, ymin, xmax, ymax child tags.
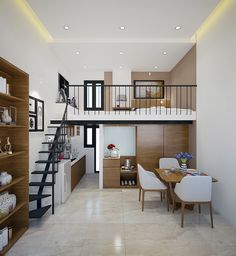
<box><xmin>29</xmin><ymin>96</ymin><xmax>36</xmax><ymax>114</ymax></box>
<box><xmin>36</xmin><ymin>99</ymin><xmax>44</xmax><ymax>131</ymax></box>
<box><xmin>29</xmin><ymin>96</ymin><xmax>44</xmax><ymax>132</ymax></box>
<box><xmin>134</xmin><ymin>80</ymin><xmax>164</xmax><ymax>99</ymax></box>
<box><xmin>29</xmin><ymin>115</ymin><xmax>36</xmax><ymax>131</ymax></box>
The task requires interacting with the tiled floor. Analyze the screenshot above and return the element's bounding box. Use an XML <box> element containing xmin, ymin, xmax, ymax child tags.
<box><xmin>7</xmin><ymin>174</ymin><xmax>236</xmax><ymax>256</ymax></box>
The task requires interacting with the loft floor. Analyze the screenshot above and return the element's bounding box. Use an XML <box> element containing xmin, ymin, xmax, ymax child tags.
<box><xmin>7</xmin><ymin>174</ymin><xmax>236</xmax><ymax>256</ymax></box>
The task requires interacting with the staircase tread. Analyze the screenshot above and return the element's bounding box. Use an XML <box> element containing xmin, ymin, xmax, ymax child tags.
<box><xmin>42</xmin><ymin>141</ymin><xmax>64</xmax><ymax>144</ymax></box>
<box><xmin>38</xmin><ymin>150</ymin><xmax>62</xmax><ymax>153</ymax></box>
<box><xmin>45</xmin><ymin>133</ymin><xmax>66</xmax><ymax>136</ymax></box>
<box><xmin>29</xmin><ymin>182</ymin><xmax>55</xmax><ymax>186</ymax></box>
<box><xmin>29</xmin><ymin>205</ymin><xmax>51</xmax><ymax>218</ymax></box>
<box><xmin>35</xmin><ymin>160</ymin><xmax>60</xmax><ymax>164</ymax></box>
<box><xmin>31</xmin><ymin>171</ymin><xmax>58</xmax><ymax>174</ymax></box>
<box><xmin>29</xmin><ymin>194</ymin><xmax>51</xmax><ymax>202</ymax></box>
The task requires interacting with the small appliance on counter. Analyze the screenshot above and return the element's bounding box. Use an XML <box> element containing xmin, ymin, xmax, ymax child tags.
<box><xmin>121</xmin><ymin>158</ymin><xmax>135</xmax><ymax>171</ymax></box>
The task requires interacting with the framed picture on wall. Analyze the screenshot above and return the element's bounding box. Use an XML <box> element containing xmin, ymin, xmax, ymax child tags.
<box><xmin>29</xmin><ymin>96</ymin><xmax>36</xmax><ymax>114</ymax></box>
<box><xmin>134</xmin><ymin>80</ymin><xmax>164</xmax><ymax>99</ymax></box>
<box><xmin>29</xmin><ymin>115</ymin><xmax>36</xmax><ymax>131</ymax></box>
<box><xmin>36</xmin><ymin>99</ymin><xmax>44</xmax><ymax>131</ymax></box>
<box><xmin>29</xmin><ymin>96</ymin><xmax>44</xmax><ymax>132</ymax></box>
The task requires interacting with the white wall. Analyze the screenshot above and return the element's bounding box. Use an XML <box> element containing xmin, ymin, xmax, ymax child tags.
<box><xmin>0</xmin><ymin>1</ymin><xmax>69</xmax><ymax>195</ymax></box>
<box><xmin>197</xmin><ymin>0</ymin><xmax>236</xmax><ymax>226</ymax></box>
<box><xmin>104</xmin><ymin>126</ymin><xmax>136</xmax><ymax>156</ymax></box>
<box><xmin>112</xmin><ymin>69</ymin><xmax>132</xmax><ymax>107</ymax></box>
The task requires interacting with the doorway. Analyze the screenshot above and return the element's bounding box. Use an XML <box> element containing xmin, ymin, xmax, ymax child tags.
<box><xmin>84</xmin><ymin>124</ymin><xmax>100</xmax><ymax>173</ymax></box>
<box><xmin>84</xmin><ymin>80</ymin><xmax>104</xmax><ymax>111</ymax></box>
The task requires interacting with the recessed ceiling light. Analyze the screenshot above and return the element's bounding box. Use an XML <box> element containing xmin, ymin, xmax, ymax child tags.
<box><xmin>154</xmin><ymin>66</ymin><xmax>158</xmax><ymax>69</ymax></box>
<box><xmin>75</xmin><ymin>51</ymin><xmax>80</xmax><ymax>55</ymax></box>
<box><xmin>119</xmin><ymin>51</ymin><xmax>124</xmax><ymax>55</ymax></box>
<box><xmin>119</xmin><ymin>66</ymin><xmax>123</xmax><ymax>69</ymax></box>
<box><xmin>119</xmin><ymin>26</ymin><xmax>125</xmax><ymax>30</ymax></box>
<box><xmin>83</xmin><ymin>65</ymin><xmax>87</xmax><ymax>69</ymax></box>
<box><xmin>175</xmin><ymin>26</ymin><xmax>181</xmax><ymax>30</ymax></box>
<box><xmin>163</xmin><ymin>51</ymin><xmax>167</xmax><ymax>55</ymax></box>
<box><xmin>64</xmin><ymin>25</ymin><xmax>70</xmax><ymax>30</ymax></box>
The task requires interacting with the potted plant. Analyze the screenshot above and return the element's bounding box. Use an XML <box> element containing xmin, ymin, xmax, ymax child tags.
<box><xmin>176</xmin><ymin>152</ymin><xmax>193</xmax><ymax>170</ymax></box>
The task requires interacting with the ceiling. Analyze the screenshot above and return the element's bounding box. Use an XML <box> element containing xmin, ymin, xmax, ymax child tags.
<box><xmin>27</xmin><ymin>0</ymin><xmax>220</xmax><ymax>72</ymax></box>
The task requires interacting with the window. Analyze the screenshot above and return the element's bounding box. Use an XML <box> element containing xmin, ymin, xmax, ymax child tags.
<box><xmin>84</xmin><ymin>80</ymin><xmax>104</xmax><ymax>110</ymax></box>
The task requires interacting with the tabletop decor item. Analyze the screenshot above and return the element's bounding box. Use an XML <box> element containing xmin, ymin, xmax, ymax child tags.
<box><xmin>0</xmin><ymin>192</ymin><xmax>16</xmax><ymax>219</ymax></box>
<box><xmin>175</xmin><ymin>152</ymin><xmax>193</xmax><ymax>171</ymax></box>
<box><xmin>1</xmin><ymin>107</ymin><xmax>12</xmax><ymax>125</ymax></box>
<box><xmin>107</xmin><ymin>143</ymin><xmax>119</xmax><ymax>157</ymax></box>
<box><xmin>0</xmin><ymin>172</ymin><xmax>12</xmax><ymax>186</ymax></box>
<box><xmin>4</xmin><ymin>137</ymin><xmax>12</xmax><ymax>154</ymax></box>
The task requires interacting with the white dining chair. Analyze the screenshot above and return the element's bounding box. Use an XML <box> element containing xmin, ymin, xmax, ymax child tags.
<box><xmin>159</xmin><ymin>158</ymin><xmax>180</xmax><ymax>169</ymax></box>
<box><xmin>173</xmin><ymin>176</ymin><xmax>213</xmax><ymax>228</ymax></box>
<box><xmin>137</xmin><ymin>164</ymin><xmax>168</xmax><ymax>211</ymax></box>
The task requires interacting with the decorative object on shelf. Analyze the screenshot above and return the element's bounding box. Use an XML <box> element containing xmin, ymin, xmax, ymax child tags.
<box><xmin>1</xmin><ymin>227</ymin><xmax>8</xmax><ymax>247</ymax></box>
<box><xmin>8</xmin><ymin>226</ymin><xmax>13</xmax><ymax>240</ymax></box>
<box><xmin>29</xmin><ymin>96</ymin><xmax>44</xmax><ymax>132</ymax></box>
<box><xmin>0</xmin><ymin>77</ymin><xmax>7</xmax><ymax>93</ymax></box>
<box><xmin>175</xmin><ymin>152</ymin><xmax>193</xmax><ymax>171</ymax></box>
<box><xmin>9</xmin><ymin>106</ymin><xmax>17</xmax><ymax>125</ymax></box>
<box><xmin>1</xmin><ymin>107</ymin><xmax>12</xmax><ymax>125</ymax></box>
<box><xmin>107</xmin><ymin>143</ymin><xmax>120</xmax><ymax>158</ymax></box>
<box><xmin>4</xmin><ymin>137</ymin><xmax>12</xmax><ymax>155</ymax></box>
<box><xmin>0</xmin><ymin>172</ymin><xmax>12</xmax><ymax>186</ymax></box>
<box><xmin>0</xmin><ymin>192</ymin><xmax>16</xmax><ymax>219</ymax></box>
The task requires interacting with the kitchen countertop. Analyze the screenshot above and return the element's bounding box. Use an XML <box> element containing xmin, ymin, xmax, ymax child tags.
<box><xmin>71</xmin><ymin>153</ymin><xmax>86</xmax><ymax>166</ymax></box>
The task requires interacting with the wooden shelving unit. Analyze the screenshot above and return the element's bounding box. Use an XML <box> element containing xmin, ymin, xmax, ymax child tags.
<box><xmin>0</xmin><ymin>57</ymin><xmax>29</xmax><ymax>255</ymax></box>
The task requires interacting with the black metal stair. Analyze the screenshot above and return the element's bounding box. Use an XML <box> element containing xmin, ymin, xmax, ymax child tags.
<box><xmin>29</xmin><ymin>182</ymin><xmax>55</xmax><ymax>186</ymax></box>
<box><xmin>45</xmin><ymin>133</ymin><xmax>66</xmax><ymax>136</ymax></box>
<box><xmin>29</xmin><ymin>101</ymin><xmax>69</xmax><ymax>219</ymax></box>
<box><xmin>31</xmin><ymin>171</ymin><xmax>58</xmax><ymax>174</ymax></box>
<box><xmin>29</xmin><ymin>194</ymin><xmax>51</xmax><ymax>202</ymax></box>
<box><xmin>42</xmin><ymin>141</ymin><xmax>64</xmax><ymax>145</ymax></box>
<box><xmin>29</xmin><ymin>205</ymin><xmax>52</xmax><ymax>218</ymax></box>
<box><xmin>38</xmin><ymin>150</ymin><xmax>62</xmax><ymax>154</ymax></box>
<box><xmin>35</xmin><ymin>160</ymin><xmax>60</xmax><ymax>164</ymax></box>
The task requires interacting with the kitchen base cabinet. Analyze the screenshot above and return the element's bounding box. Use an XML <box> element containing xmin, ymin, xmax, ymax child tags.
<box><xmin>71</xmin><ymin>156</ymin><xmax>86</xmax><ymax>192</ymax></box>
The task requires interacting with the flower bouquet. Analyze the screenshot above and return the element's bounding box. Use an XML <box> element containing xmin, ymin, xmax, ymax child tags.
<box><xmin>107</xmin><ymin>144</ymin><xmax>119</xmax><ymax>157</ymax></box>
<box><xmin>176</xmin><ymin>152</ymin><xmax>193</xmax><ymax>170</ymax></box>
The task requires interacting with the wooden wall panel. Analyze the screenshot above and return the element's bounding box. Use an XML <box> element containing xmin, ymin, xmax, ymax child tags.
<box><xmin>136</xmin><ymin>125</ymin><xmax>164</xmax><ymax>171</ymax></box>
<box><xmin>163</xmin><ymin>125</ymin><xmax>189</xmax><ymax>157</ymax></box>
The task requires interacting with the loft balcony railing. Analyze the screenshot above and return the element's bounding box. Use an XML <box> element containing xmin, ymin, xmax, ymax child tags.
<box><xmin>66</xmin><ymin>84</ymin><xmax>196</xmax><ymax>117</ymax></box>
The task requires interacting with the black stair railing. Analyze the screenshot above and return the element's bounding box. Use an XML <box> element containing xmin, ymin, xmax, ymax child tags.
<box><xmin>30</xmin><ymin>99</ymin><xmax>69</xmax><ymax>217</ymax></box>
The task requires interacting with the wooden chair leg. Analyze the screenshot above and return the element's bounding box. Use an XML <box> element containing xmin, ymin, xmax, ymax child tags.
<box><xmin>142</xmin><ymin>190</ymin><xmax>145</xmax><ymax>211</ymax></box>
<box><xmin>209</xmin><ymin>202</ymin><xmax>214</xmax><ymax>228</ymax></box>
<box><xmin>198</xmin><ymin>204</ymin><xmax>201</xmax><ymax>214</ymax></box>
<box><xmin>160</xmin><ymin>192</ymin><xmax>163</xmax><ymax>202</ymax></box>
<box><xmin>172</xmin><ymin>195</ymin><xmax>176</xmax><ymax>213</ymax></box>
<box><xmin>139</xmin><ymin>187</ymin><xmax>141</xmax><ymax>201</ymax></box>
<box><xmin>181</xmin><ymin>202</ymin><xmax>185</xmax><ymax>228</ymax></box>
<box><xmin>166</xmin><ymin>191</ymin><xmax>169</xmax><ymax>212</ymax></box>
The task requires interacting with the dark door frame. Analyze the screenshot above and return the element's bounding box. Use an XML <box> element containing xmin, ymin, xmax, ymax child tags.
<box><xmin>84</xmin><ymin>124</ymin><xmax>99</xmax><ymax>173</ymax></box>
<box><xmin>84</xmin><ymin>80</ymin><xmax>104</xmax><ymax>111</ymax></box>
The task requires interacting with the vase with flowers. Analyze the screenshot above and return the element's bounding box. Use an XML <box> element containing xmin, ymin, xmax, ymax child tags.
<box><xmin>107</xmin><ymin>143</ymin><xmax>119</xmax><ymax>158</ymax></box>
<box><xmin>175</xmin><ymin>152</ymin><xmax>193</xmax><ymax>171</ymax></box>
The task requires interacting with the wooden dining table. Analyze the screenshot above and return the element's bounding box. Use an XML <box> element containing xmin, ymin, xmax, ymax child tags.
<box><xmin>154</xmin><ymin>168</ymin><xmax>218</xmax><ymax>208</ymax></box>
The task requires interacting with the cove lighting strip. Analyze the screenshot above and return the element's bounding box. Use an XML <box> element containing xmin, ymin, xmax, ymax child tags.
<box><xmin>191</xmin><ymin>0</ymin><xmax>232</xmax><ymax>42</ymax></box>
<box><xmin>15</xmin><ymin>0</ymin><xmax>53</xmax><ymax>42</ymax></box>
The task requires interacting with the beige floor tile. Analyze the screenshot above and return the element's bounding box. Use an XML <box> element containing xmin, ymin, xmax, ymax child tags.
<box><xmin>6</xmin><ymin>174</ymin><xmax>236</xmax><ymax>256</ymax></box>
